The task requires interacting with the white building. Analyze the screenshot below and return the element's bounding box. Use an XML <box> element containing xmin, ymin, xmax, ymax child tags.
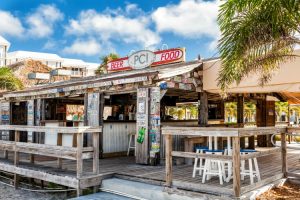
<box><xmin>61</xmin><ymin>58</ymin><xmax>89</xmax><ymax>77</ymax></box>
<box><xmin>85</xmin><ymin>62</ymin><xmax>100</xmax><ymax>76</ymax></box>
<box><xmin>0</xmin><ymin>35</ymin><xmax>99</xmax><ymax>77</ymax></box>
<box><xmin>7</xmin><ymin>51</ymin><xmax>63</xmax><ymax>68</ymax></box>
<box><xmin>0</xmin><ymin>36</ymin><xmax>10</xmax><ymax>67</ymax></box>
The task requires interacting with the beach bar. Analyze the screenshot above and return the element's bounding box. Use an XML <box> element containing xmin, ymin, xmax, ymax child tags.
<box><xmin>0</xmin><ymin>48</ymin><xmax>299</xmax><ymax>198</ymax></box>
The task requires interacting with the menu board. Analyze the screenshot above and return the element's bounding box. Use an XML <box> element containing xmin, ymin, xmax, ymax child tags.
<box><xmin>66</xmin><ymin>105</ymin><xmax>84</xmax><ymax>121</ymax></box>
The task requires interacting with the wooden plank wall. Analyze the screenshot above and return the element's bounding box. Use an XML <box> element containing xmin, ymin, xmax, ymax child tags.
<box><xmin>103</xmin><ymin>122</ymin><xmax>136</xmax><ymax>153</ymax></box>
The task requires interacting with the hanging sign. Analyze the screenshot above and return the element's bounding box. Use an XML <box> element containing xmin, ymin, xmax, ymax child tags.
<box><xmin>128</xmin><ymin>50</ymin><xmax>156</xmax><ymax>69</ymax></box>
<box><xmin>107</xmin><ymin>48</ymin><xmax>185</xmax><ymax>72</ymax></box>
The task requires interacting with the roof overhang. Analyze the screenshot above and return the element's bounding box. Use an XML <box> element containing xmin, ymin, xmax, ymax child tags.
<box><xmin>3</xmin><ymin>60</ymin><xmax>202</xmax><ymax>100</ymax></box>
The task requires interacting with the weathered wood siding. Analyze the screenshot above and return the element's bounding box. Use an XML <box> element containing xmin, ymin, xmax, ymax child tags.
<box><xmin>103</xmin><ymin>122</ymin><xmax>136</xmax><ymax>153</ymax></box>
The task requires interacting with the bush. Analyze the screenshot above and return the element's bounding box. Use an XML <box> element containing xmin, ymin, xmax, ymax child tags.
<box><xmin>294</xmin><ymin>136</ymin><xmax>300</xmax><ymax>143</ymax></box>
<box><xmin>274</xmin><ymin>135</ymin><xmax>281</xmax><ymax>141</ymax></box>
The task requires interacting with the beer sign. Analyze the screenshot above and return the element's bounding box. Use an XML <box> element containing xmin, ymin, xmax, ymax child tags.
<box><xmin>107</xmin><ymin>48</ymin><xmax>185</xmax><ymax>72</ymax></box>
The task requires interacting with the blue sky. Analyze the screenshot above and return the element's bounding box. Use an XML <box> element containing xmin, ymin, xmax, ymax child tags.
<box><xmin>0</xmin><ymin>0</ymin><xmax>220</xmax><ymax>63</ymax></box>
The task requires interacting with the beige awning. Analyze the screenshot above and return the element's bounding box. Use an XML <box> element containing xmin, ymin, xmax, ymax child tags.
<box><xmin>203</xmin><ymin>49</ymin><xmax>300</xmax><ymax>103</ymax></box>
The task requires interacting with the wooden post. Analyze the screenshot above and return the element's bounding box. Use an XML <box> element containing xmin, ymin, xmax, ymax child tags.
<box><xmin>76</xmin><ymin>132</ymin><xmax>83</xmax><ymax>197</ymax></box>
<box><xmin>165</xmin><ymin>134</ymin><xmax>173</xmax><ymax>187</ymax></box>
<box><xmin>237</xmin><ymin>95</ymin><xmax>245</xmax><ymax>149</ymax></box>
<box><xmin>98</xmin><ymin>92</ymin><xmax>104</xmax><ymax>159</ymax></box>
<box><xmin>288</xmin><ymin>104</ymin><xmax>291</xmax><ymax>144</ymax></box>
<box><xmin>14</xmin><ymin>130</ymin><xmax>20</xmax><ymax>189</ymax></box>
<box><xmin>199</xmin><ymin>92</ymin><xmax>208</xmax><ymax>127</ymax></box>
<box><xmin>83</xmin><ymin>93</ymin><xmax>88</xmax><ymax>147</ymax></box>
<box><xmin>93</xmin><ymin>132</ymin><xmax>99</xmax><ymax>174</ymax></box>
<box><xmin>57</xmin><ymin>133</ymin><xmax>63</xmax><ymax>169</ymax></box>
<box><xmin>93</xmin><ymin>132</ymin><xmax>100</xmax><ymax>193</ymax></box>
<box><xmin>77</xmin><ymin>132</ymin><xmax>83</xmax><ymax>178</ymax></box>
<box><xmin>257</xmin><ymin>97</ymin><xmax>267</xmax><ymax>147</ymax></box>
<box><xmin>232</xmin><ymin>136</ymin><xmax>241</xmax><ymax>198</ymax></box>
<box><xmin>281</xmin><ymin>132</ymin><xmax>287</xmax><ymax>177</ymax></box>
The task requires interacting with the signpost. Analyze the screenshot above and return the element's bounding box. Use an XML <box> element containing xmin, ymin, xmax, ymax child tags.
<box><xmin>107</xmin><ymin>48</ymin><xmax>185</xmax><ymax>72</ymax></box>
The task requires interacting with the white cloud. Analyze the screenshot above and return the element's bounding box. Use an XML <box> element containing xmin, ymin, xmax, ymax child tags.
<box><xmin>65</xmin><ymin>9</ymin><xmax>160</xmax><ymax>48</ymax></box>
<box><xmin>152</xmin><ymin>0</ymin><xmax>220</xmax><ymax>38</ymax></box>
<box><xmin>0</xmin><ymin>10</ymin><xmax>25</xmax><ymax>37</ymax></box>
<box><xmin>63</xmin><ymin>38</ymin><xmax>101</xmax><ymax>56</ymax></box>
<box><xmin>26</xmin><ymin>4</ymin><xmax>63</xmax><ymax>38</ymax></box>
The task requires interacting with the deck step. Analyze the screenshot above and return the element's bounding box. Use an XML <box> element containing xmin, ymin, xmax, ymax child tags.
<box><xmin>98</xmin><ymin>178</ymin><xmax>229</xmax><ymax>200</ymax></box>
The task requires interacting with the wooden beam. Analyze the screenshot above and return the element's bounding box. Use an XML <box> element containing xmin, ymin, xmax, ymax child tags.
<box><xmin>77</xmin><ymin>132</ymin><xmax>83</xmax><ymax>178</ymax></box>
<box><xmin>165</xmin><ymin>134</ymin><xmax>173</xmax><ymax>187</ymax></box>
<box><xmin>240</xmin><ymin>147</ymin><xmax>281</xmax><ymax>160</ymax></box>
<box><xmin>93</xmin><ymin>132</ymin><xmax>99</xmax><ymax>174</ymax></box>
<box><xmin>99</xmin><ymin>92</ymin><xmax>104</xmax><ymax>159</ymax></box>
<box><xmin>171</xmin><ymin>151</ymin><xmax>232</xmax><ymax>161</ymax></box>
<box><xmin>232</xmin><ymin>136</ymin><xmax>241</xmax><ymax>198</ymax></box>
<box><xmin>241</xmin><ymin>173</ymin><xmax>284</xmax><ymax>194</ymax></box>
<box><xmin>57</xmin><ymin>133</ymin><xmax>63</xmax><ymax>169</ymax></box>
<box><xmin>237</xmin><ymin>95</ymin><xmax>246</xmax><ymax>149</ymax></box>
<box><xmin>0</xmin><ymin>125</ymin><xmax>102</xmax><ymax>134</ymax></box>
<box><xmin>0</xmin><ymin>162</ymin><xmax>78</xmax><ymax>188</ymax></box>
<box><xmin>281</xmin><ymin>132</ymin><xmax>287</xmax><ymax>177</ymax></box>
<box><xmin>14</xmin><ymin>130</ymin><xmax>20</xmax><ymax>189</ymax></box>
<box><xmin>77</xmin><ymin>132</ymin><xmax>83</xmax><ymax>197</ymax></box>
<box><xmin>199</xmin><ymin>92</ymin><xmax>208</xmax><ymax>127</ymax></box>
<box><xmin>172</xmin><ymin>180</ymin><xmax>233</xmax><ymax>196</ymax></box>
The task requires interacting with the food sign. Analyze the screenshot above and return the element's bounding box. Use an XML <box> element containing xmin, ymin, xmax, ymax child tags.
<box><xmin>107</xmin><ymin>48</ymin><xmax>185</xmax><ymax>72</ymax></box>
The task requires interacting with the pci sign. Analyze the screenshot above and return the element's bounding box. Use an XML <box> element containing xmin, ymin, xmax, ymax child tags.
<box><xmin>107</xmin><ymin>48</ymin><xmax>185</xmax><ymax>72</ymax></box>
<box><xmin>128</xmin><ymin>50</ymin><xmax>156</xmax><ymax>69</ymax></box>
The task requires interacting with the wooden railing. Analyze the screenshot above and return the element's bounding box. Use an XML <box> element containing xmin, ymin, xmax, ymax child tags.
<box><xmin>0</xmin><ymin>125</ymin><xmax>102</xmax><ymax>195</ymax></box>
<box><xmin>162</xmin><ymin>126</ymin><xmax>288</xmax><ymax>198</ymax></box>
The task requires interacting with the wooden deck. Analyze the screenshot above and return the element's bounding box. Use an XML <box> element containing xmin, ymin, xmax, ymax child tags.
<box><xmin>0</xmin><ymin>147</ymin><xmax>298</xmax><ymax>197</ymax></box>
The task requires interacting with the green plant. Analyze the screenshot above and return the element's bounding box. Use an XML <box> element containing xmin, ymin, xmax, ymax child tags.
<box><xmin>294</xmin><ymin>136</ymin><xmax>300</xmax><ymax>143</ymax></box>
<box><xmin>96</xmin><ymin>53</ymin><xmax>119</xmax><ymax>75</ymax></box>
<box><xmin>217</xmin><ymin>0</ymin><xmax>300</xmax><ymax>91</ymax></box>
<box><xmin>0</xmin><ymin>67</ymin><xmax>23</xmax><ymax>91</ymax></box>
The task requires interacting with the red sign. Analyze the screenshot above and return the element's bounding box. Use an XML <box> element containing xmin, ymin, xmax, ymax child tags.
<box><xmin>107</xmin><ymin>48</ymin><xmax>185</xmax><ymax>72</ymax></box>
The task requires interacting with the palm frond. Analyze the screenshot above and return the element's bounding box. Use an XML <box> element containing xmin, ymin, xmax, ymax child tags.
<box><xmin>218</xmin><ymin>0</ymin><xmax>300</xmax><ymax>91</ymax></box>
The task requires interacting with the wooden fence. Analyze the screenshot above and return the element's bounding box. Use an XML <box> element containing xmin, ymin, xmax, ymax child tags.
<box><xmin>162</xmin><ymin>126</ymin><xmax>288</xmax><ymax>198</ymax></box>
<box><xmin>0</xmin><ymin>125</ymin><xmax>102</xmax><ymax>196</ymax></box>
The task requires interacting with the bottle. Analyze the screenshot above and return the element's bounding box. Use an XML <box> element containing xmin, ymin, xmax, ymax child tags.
<box><xmin>137</xmin><ymin>127</ymin><xmax>146</xmax><ymax>144</ymax></box>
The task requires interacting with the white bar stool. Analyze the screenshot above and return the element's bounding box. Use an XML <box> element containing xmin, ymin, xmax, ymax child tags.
<box><xmin>127</xmin><ymin>132</ymin><xmax>136</xmax><ymax>156</ymax></box>
<box><xmin>224</xmin><ymin>137</ymin><xmax>233</xmax><ymax>182</ymax></box>
<box><xmin>192</xmin><ymin>146</ymin><xmax>208</xmax><ymax>177</ymax></box>
<box><xmin>202</xmin><ymin>149</ymin><xmax>226</xmax><ymax>185</ymax></box>
<box><xmin>240</xmin><ymin>149</ymin><xmax>261</xmax><ymax>184</ymax></box>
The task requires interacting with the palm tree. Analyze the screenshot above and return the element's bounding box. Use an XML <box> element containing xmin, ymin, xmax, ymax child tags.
<box><xmin>96</xmin><ymin>53</ymin><xmax>119</xmax><ymax>75</ymax></box>
<box><xmin>217</xmin><ymin>0</ymin><xmax>300</xmax><ymax>91</ymax></box>
<box><xmin>275</xmin><ymin>102</ymin><xmax>288</xmax><ymax>121</ymax></box>
<box><xmin>0</xmin><ymin>67</ymin><xmax>23</xmax><ymax>91</ymax></box>
<box><xmin>244</xmin><ymin>102</ymin><xmax>256</xmax><ymax>122</ymax></box>
<box><xmin>188</xmin><ymin>105</ymin><xmax>198</xmax><ymax>119</ymax></box>
<box><xmin>225</xmin><ymin>102</ymin><xmax>237</xmax><ymax>122</ymax></box>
